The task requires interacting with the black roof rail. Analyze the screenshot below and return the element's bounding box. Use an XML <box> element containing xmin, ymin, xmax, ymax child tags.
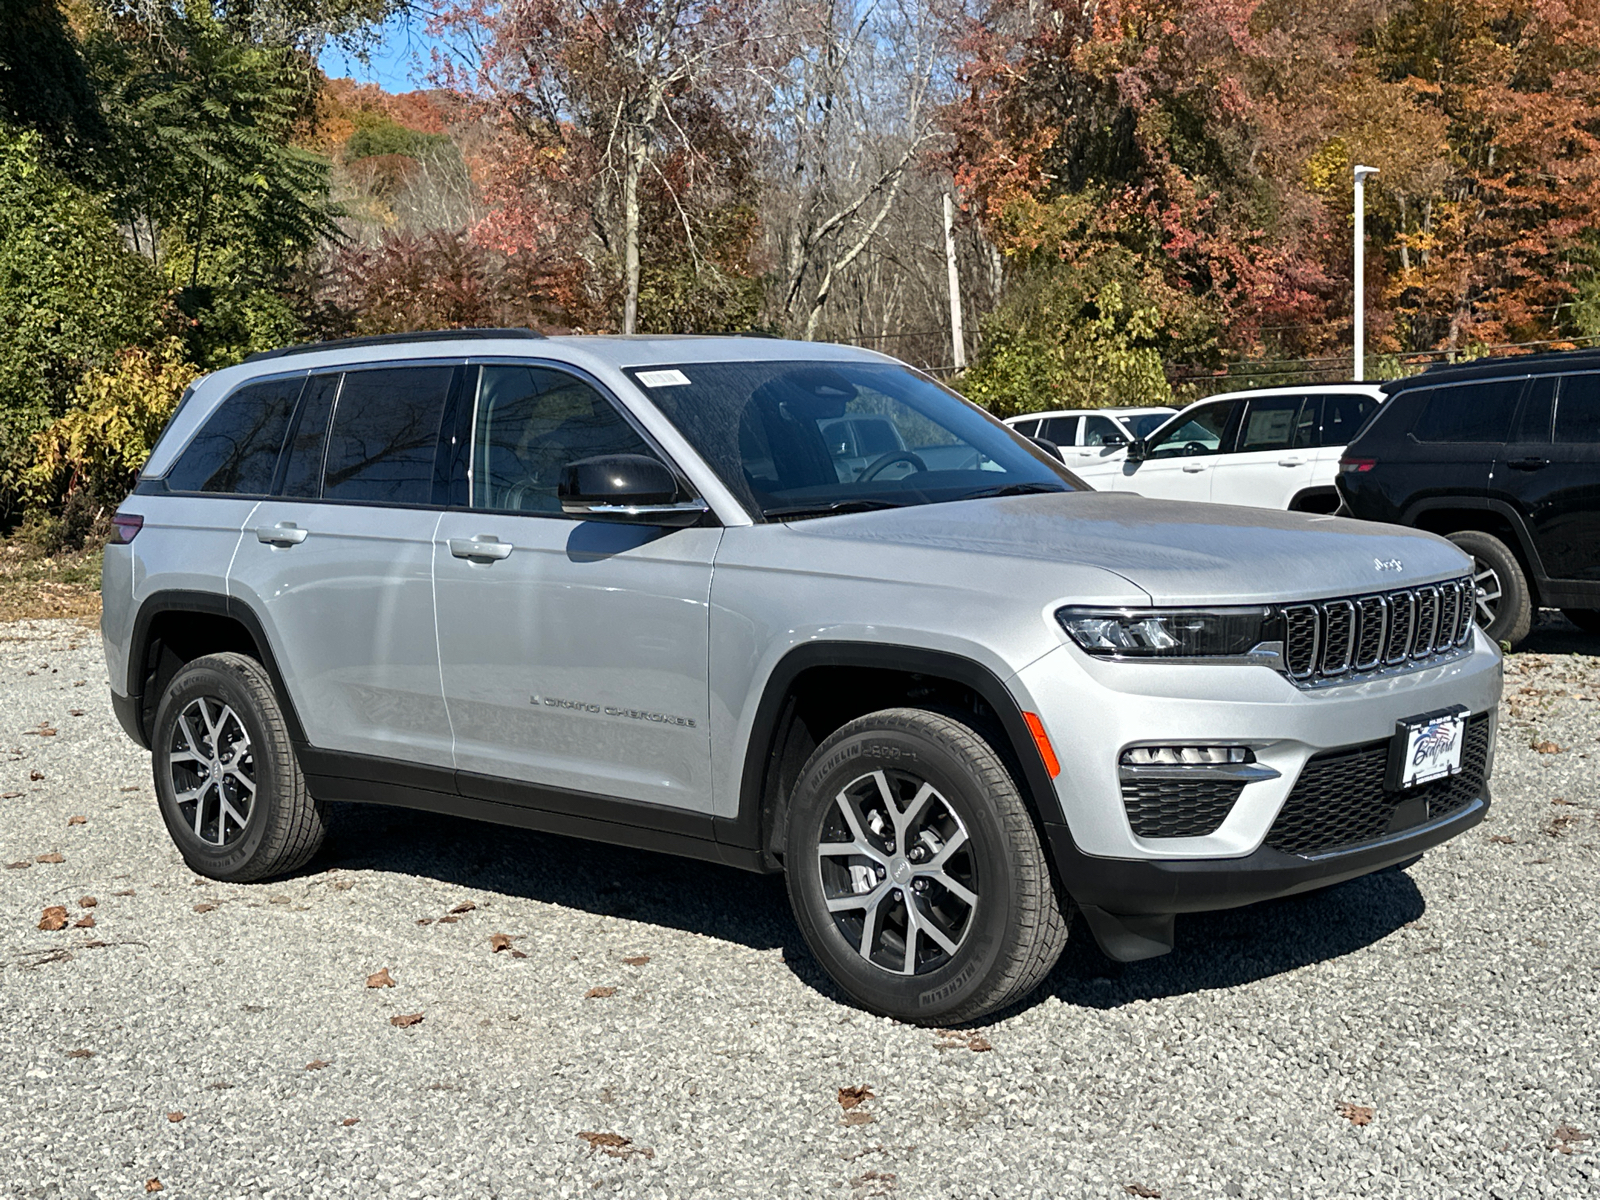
<box><xmin>243</xmin><ymin>327</ymin><xmax>546</xmax><ymax>364</ymax></box>
<box><xmin>1410</xmin><ymin>345</ymin><xmax>1600</xmax><ymax>381</ymax></box>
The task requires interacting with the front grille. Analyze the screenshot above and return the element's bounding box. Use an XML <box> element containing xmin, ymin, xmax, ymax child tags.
<box><xmin>1122</xmin><ymin>776</ymin><xmax>1245</xmax><ymax>838</ymax></box>
<box><xmin>1281</xmin><ymin>576</ymin><xmax>1473</xmax><ymax>686</ymax></box>
<box><xmin>1265</xmin><ymin>714</ymin><xmax>1491</xmax><ymax>856</ymax></box>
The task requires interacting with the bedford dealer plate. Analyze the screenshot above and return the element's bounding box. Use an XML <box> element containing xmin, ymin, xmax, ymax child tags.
<box><xmin>1386</xmin><ymin>705</ymin><xmax>1469</xmax><ymax>791</ymax></box>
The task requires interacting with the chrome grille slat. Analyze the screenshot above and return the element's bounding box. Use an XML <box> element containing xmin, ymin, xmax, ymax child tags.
<box><xmin>1278</xmin><ymin>577</ymin><xmax>1471</xmax><ymax>688</ymax></box>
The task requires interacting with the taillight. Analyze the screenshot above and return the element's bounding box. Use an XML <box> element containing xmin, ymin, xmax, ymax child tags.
<box><xmin>110</xmin><ymin>513</ymin><xmax>143</xmax><ymax>543</ymax></box>
<box><xmin>1339</xmin><ymin>457</ymin><xmax>1376</xmax><ymax>473</ymax></box>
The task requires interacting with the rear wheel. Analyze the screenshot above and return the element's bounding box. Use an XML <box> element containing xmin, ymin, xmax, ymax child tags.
<box><xmin>151</xmin><ymin>652</ymin><xmax>327</xmax><ymax>882</ymax></box>
<box><xmin>1447</xmin><ymin>530</ymin><xmax>1532</xmax><ymax>648</ymax></box>
<box><xmin>1563</xmin><ymin>609</ymin><xmax>1600</xmax><ymax>635</ymax></box>
<box><xmin>783</xmin><ymin>708</ymin><xmax>1068</xmax><ymax>1025</ymax></box>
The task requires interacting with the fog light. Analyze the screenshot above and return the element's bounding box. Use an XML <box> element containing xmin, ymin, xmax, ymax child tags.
<box><xmin>1121</xmin><ymin>745</ymin><xmax>1254</xmax><ymax>767</ymax></box>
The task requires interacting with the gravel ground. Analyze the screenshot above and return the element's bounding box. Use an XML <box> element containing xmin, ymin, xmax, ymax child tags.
<box><xmin>2</xmin><ymin>615</ymin><xmax>1597</xmax><ymax>1200</ymax></box>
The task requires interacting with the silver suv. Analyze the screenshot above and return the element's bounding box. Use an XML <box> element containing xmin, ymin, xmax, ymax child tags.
<box><xmin>102</xmin><ymin>331</ymin><xmax>1502</xmax><ymax>1023</ymax></box>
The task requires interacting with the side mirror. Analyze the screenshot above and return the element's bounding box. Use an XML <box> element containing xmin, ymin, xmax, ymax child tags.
<box><xmin>559</xmin><ymin>454</ymin><xmax>708</xmax><ymax>526</ymax></box>
<box><xmin>1125</xmin><ymin>438</ymin><xmax>1148</xmax><ymax>461</ymax></box>
<box><xmin>1029</xmin><ymin>435</ymin><xmax>1064</xmax><ymax>462</ymax></box>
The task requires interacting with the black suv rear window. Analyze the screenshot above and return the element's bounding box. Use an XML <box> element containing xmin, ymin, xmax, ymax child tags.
<box><xmin>1411</xmin><ymin>380</ymin><xmax>1521</xmax><ymax>443</ymax></box>
<box><xmin>1556</xmin><ymin>373</ymin><xmax>1600</xmax><ymax>443</ymax></box>
<box><xmin>166</xmin><ymin>375</ymin><xmax>303</xmax><ymax>495</ymax></box>
<box><xmin>322</xmin><ymin>366</ymin><xmax>453</xmax><ymax>504</ymax></box>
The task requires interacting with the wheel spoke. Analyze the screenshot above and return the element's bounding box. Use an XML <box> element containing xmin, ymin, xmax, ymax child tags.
<box><xmin>827</xmin><ymin>887</ymin><xmax>883</xmax><ymax>913</ymax></box>
<box><xmin>916</xmin><ymin>907</ymin><xmax>961</xmax><ymax>957</ymax></box>
<box><xmin>177</xmin><ymin>714</ymin><xmax>204</xmax><ymax>761</ymax></box>
<box><xmin>898</xmin><ymin>781</ymin><xmax>936</xmax><ymax>834</ymax></box>
<box><xmin>217</xmin><ymin>795</ymin><xmax>249</xmax><ymax>840</ymax></box>
<box><xmin>901</xmin><ymin>905</ymin><xmax>922</xmax><ymax>973</ymax></box>
<box><xmin>925</xmin><ymin>827</ymin><xmax>968</xmax><ymax>870</ymax></box>
<box><xmin>927</xmin><ymin>870</ymin><xmax>977</xmax><ymax>908</ymax></box>
<box><xmin>226</xmin><ymin>767</ymin><xmax>257</xmax><ymax>795</ymax></box>
<box><xmin>190</xmin><ymin>781</ymin><xmax>212</xmax><ymax>836</ymax></box>
<box><xmin>856</xmin><ymin>896</ymin><xmax>884</xmax><ymax>964</ymax></box>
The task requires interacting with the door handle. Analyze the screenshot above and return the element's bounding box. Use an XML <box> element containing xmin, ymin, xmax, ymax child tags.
<box><xmin>449</xmin><ymin>535</ymin><xmax>513</xmax><ymax>562</ymax></box>
<box><xmin>1506</xmin><ymin>457</ymin><xmax>1548</xmax><ymax>471</ymax></box>
<box><xmin>1181</xmin><ymin>463</ymin><xmax>1208</xmax><ymax>473</ymax></box>
<box><xmin>255</xmin><ymin>522</ymin><xmax>308</xmax><ymax>546</ymax></box>
<box><xmin>1277</xmin><ymin>457</ymin><xmax>1305</xmax><ymax>467</ymax></box>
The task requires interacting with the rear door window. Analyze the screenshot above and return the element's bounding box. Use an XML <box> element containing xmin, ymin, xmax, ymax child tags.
<box><xmin>1039</xmin><ymin>416</ymin><xmax>1079</xmax><ymax>445</ymax></box>
<box><xmin>1412</xmin><ymin>379</ymin><xmax>1523</xmax><ymax>442</ymax></box>
<box><xmin>166</xmin><ymin>375</ymin><xmax>304</xmax><ymax>495</ymax></box>
<box><xmin>322</xmin><ymin>365</ymin><xmax>454</xmax><ymax>505</ymax></box>
<box><xmin>1512</xmin><ymin>376</ymin><xmax>1556</xmax><ymax>443</ymax></box>
<box><xmin>1555</xmin><ymin>373</ymin><xmax>1600</xmax><ymax>443</ymax></box>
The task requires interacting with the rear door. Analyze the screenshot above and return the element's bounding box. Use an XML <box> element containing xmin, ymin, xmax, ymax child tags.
<box><xmin>432</xmin><ymin>361</ymin><xmax>720</xmax><ymax>813</ymax></box>
<box><xmin>1112</xmin><ymin>399</ymin><xmax>1242</xmax><ymax>501</ymax></box>
<box><xmin>1400</xmin><ymin>377</ymin><xmax>1522</xmax><ymax>518</ymax></box>
<box><xmin>1497</xmin><ymin>372</ymin><xmax>1600</xmax><ymax>582</ymax></box>
<box><xmin>227</xmin><ymin>363</ymin><xmax>458</xmax><ymax>768</ymax></box>
<box><xmin>1310</xmin><ymin>391</ymin><xmax>1382</xmax><ymax>486</ymax></box>
<box><xmin>1206</xmin><ymin>394</ymin><xmax>1319</xmax><ymax>509</ymax></box>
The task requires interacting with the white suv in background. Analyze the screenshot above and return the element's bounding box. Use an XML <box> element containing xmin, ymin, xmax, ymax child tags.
<box><xmin>1003</xmin><ymin>407</ymin><xmax>1176</xmax><ymax>471</ymax></box>
<box><xmin>1071</xmin><ymin>384</ymin><xmax>1385</xmax><ymax>512</ymax></box>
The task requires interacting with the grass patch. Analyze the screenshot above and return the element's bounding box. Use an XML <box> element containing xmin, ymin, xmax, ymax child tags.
<box><xmin>0</xmin><ymin>539</ymin><xmax>103</xmax><ymax>623</ymax></box>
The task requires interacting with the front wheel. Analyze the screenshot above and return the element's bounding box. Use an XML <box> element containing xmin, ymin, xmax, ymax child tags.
<box><xmin>783</xmin><ymin>708</ymin><xmax>1068</xmax><ymax>1024</ymax></box>
<box><xmin>1447</xmin><ymin>530</ymin><xmax>1532</xmax><ymax>648</ymax></box>
<box><xmin>151</xmin><ymin>652</ymin><xmax>327</xmax><ymax>882</ymax></box>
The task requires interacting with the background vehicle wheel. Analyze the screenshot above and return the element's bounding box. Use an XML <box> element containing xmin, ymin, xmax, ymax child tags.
<box><xmin>151</xmin><ymin>652</ymin><xmax>326</xmax><ymax>882</ymax></box>
<box><xmin>1562</xmin><ymin>609</ymin><xmax>1600</xmax><ymax>636</ymax></box>
<box><xmin>1447</xmin><ymin>530</ymin><xmax>1531</xmax><ymax>648</ymax></box>
<box><xmin>784</xmin><ymin>708</ymin><xmax>1068</xmax><ymax>1025</ymax></box>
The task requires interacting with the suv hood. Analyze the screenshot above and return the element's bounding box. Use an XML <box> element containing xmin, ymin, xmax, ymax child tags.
<box><xmin>784</xmin><ymin>492</ymin><xmax>1470</xmax><ymax>607</ymax></box>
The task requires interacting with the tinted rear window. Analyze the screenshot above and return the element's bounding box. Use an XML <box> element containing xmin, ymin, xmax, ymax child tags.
<box><xmin>1556</xmin><ymin>373</ymin><xmax>1600</xmax><ymax>443</ymax></box>
<box><xmin>279</xmin><ymin>373</ymin><xmax>340</xmax><ymax>498</ymax></box>
<box><xmin>322</xmin><ymin>366</ymin><xmax>453</xmax><ymax>504</ymax></box>
<box><xmin>166</xmin><ymin>375</ymin><xmax>303</xmax><ymax>495</ymax></box>
<box><xmin>1411</xmin><ymin>379</ymin><xmax>1522</xmax><ymax>442</ymax></box>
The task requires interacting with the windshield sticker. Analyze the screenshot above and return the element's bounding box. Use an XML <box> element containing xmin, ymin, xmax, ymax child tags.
<box><xmin>636</xmin><ymin>369</ymin><xmax>691</xmax><ymax>388</ymax></box>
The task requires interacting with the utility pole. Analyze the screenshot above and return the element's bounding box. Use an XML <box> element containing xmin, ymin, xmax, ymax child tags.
<box><xmin>1353</xmin><ymin>165</ymin><xmax>1378</xmax><ymax>381</ymax></box>
<box><xmin>944</xmin><ymin>192</ymin><xmax>966</xmax><ymax>370</ymax></box>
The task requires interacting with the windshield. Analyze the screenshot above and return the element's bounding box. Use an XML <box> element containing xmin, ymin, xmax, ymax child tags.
<box><xmin>627</xmin><ymin>361</ymin><xmax>1079</xmax><ymax>519</ymax></box>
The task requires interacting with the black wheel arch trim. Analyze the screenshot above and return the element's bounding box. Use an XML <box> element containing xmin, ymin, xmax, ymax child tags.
<box><xmin>124</xmin><ymin>589</ymin><xmax>309</xmax><ymax>748</ymax></box>
<box><xmin>712</xmin><ymin>641</ymin><xmax>1067</xmax><ymax>863</ymax></box>
<box><xmin>1401</xmin><ymin>497</ymin><xmax>1548</xmax><ymax>589</ymax></box>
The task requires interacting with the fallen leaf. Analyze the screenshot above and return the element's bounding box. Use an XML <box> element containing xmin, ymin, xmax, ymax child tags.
<box><xmin>6</xmin><ymin>861</ymin><xmax>30</xmax><ymax>869</ymax></box>
<box><xmin>267</xmin><ymin>895</ymin><xmax>290</xmax><ymax>905</ymax></box>
<box><xmin>119</xmin><ymin>786</ymin><xmax>140</xmax><ymax>793</ymax></box>
<box><xmin>1</xmin><ymin>792</ymin><xmax>20</xmax><ymax>799</ymax></box>
<box><xmin>838</xmin><ymin>1085</ymin><xmax>874</xmax><ymax>1111</ymax></box>
<box><xmin>207</xmin><ymin>1082</ymin><xmax>232</xmax><ymax>1090</ymax></box>
<box><xmin>78</xmin><ymin>896</ymin><xmax>96</xmax><ymax>908</ymax></box>
<box><xmin>65</xmin><ymin>1048</ymin><xmax>94</xmax><ymax>1058</ymax></box>
<box><xmin>436</xmin><ymin>916</ymin><xmax>458</xmax><ymax>924</ymax></box>
<box><xmin>967</xmin><ymin>1036</ymin><xmax>993</xmax><ymax>1052</ymax></box>
<box><xmin>489</xmin><ymin>933</ymin><xmax>513</xmax><ymax>953</ymax></box>
<box><xmin>390</xmin><ymin>1013</ymin><xmax>424</xmax><ymax>1028</ymax></box>
<box><xmin>1488</xmin><ymin>834</ymin><xmax>1515</xmax><ymax>845</ymax></box>
<box><xmin>73</xmin><ymin>915</ymin><xmax>95</xmax><ymax>928</ymax></box>
<box><xmin>585</xmin><ymin>986</ymin><xmax>616</xmax><ymax>999</ymax></box>
<box><xmin>68</xmin><ymin>815</ymin><xmax>86</xmax><ymax>825</ymax></box>
<box><xmin>35</xmin><ymin>852</ymin><xmax>63</xmax><ymax>864</ymax></box>
<box><xmin>328</xmin><ymin>880</ymin><xmax>354</xmax><ymax>891</ymax></box>
<box><xmin>29</xmin><ymin>770</ymin><xmax>43</xmax><ymax>781</ymax></box>
<box><xmin>145</xmin><ymin>1179</ymin><xmax>163</xmax><ymax>1193</ymax></box>
<box><xmin>1124</xmin><ymin>1186</ymin><xmax>1161</xmax><ymax>1199</ymax></box>
<box><xmin>341</xmin><ymin>1117</ymin><xmax>360</xmax><ymax>1127</ymax></box>
<box><xmin>842</xmin><ymin>1111</ymin><xmax>876</xmax><ymax>1126</ymax></box>
<box><xmin>68</xmin><ymin>709</ymin><xmax>84</xmax><ymax>717</ymax></box>
<box><xmin>1338</xmin><ymin>1103</ymin><xmax>1374</xmax><ymax>1126</ymax></box>
<box><xmin>192</xmin><ymin>903</ymin><xmax>216</xmax><ymax>913</ymax></box>
<box><xmin>510</xmin><ymin>950</ymin><xmax>527</xmax><ymax>958</ymax></box>
<box><xmin>366</xmin><ymin>968</ymin><xmax>395</xmax><ymax>989</ymax></box>
<box><xmin>577</xmin><ymin>1131</ymin><xmax>655</xmax><ymax>1160</ymax></box>
<box><xmin>1532</xmin><ymin>740</ymin><xmax>1563</xmax><ymax>754</ymax></box>
<box><xmin>449</xmin><ymin>901</ymin><xmax>476</xmax><ymax>914</ymax></box>
<box><xmin>25</xmin><ymin>725</ymin><xmax>57</xmax><ymax>737</ymax></box>
<box><xmin>305</xmin><ymin>1060</ymin><xmax>328</xmax><ymax>1071</ymax></box>
<box><xmin>622</xmin><ymin>955</ymin><xmax>650</xmax><ymax>966</ymax></box>
<box><xmin>1555</xmin><ymin>1123</ymin><xmax>1589</xmax><ymax>1145</ymax></box>
<box><xmin>416</xmin><ymin>918</ymin><xmax>433</xmax><ymax>926</ymax></box>
<box><xmin>167</xmin><ymin>1112</ymin><xmax>184</xmax><ymax>1123</ymax></box>
<box><xmin>113</xmin><ymin>889</ymin><xmax>135</xmax><ymax>896</ymax></box>
<box><xmin>38</xmin><ymin>905</ymin><xmax>68</xmax><ymax>931</ymax></box>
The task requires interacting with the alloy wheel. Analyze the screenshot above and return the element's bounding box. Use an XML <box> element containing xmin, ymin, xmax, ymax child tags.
<box><xmin>1471</xmin><ymin>556</ymin><xmax>1503</xmax><ymax>628</ymax></box>
<box><xmin>168</xmin><ymin>696</ymin><xmax>256</xmax><ymax>847</ymax></box>
<box><xmin>816</xmin><ymin>769</ymin><xmax>978</xmax><ymax>975</ymax></box>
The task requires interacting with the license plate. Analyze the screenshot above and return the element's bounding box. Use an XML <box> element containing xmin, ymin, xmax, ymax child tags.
<box><xmin>1386</xmin><ymin>706</ymin><xmax>1469</xmax><ymax>791</ymax></box>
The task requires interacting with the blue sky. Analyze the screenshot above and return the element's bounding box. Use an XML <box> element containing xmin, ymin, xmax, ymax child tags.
<box><xmin>317</xmin><ymin>14</ymin><xmax>455</xmax><ymax>92</ymax></box>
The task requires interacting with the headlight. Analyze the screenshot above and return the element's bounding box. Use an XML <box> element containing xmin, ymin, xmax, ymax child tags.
<box><xmin>1056</xmin><ymin>606</ymin><xmax>1277</xmax><ymax>658</ymax></box>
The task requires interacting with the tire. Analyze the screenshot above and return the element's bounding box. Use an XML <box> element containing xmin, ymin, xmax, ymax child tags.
<box><xmin>1563</xmin><ymin>609</ymin><xmax>1600</xmax><ymax>635</ymax></box>
<box><xmin>151</xmin><ymin>652</ymin><xmax>327</xmax><ymax>882</ymax></box>
<box><xmin>783</xmin><ymin>708</ymin><xmax>1068</xmax><ymax>1025</ymax></box>
<box><xmin>1447</xmin><ymin>530</ymin><xmax>1532</xmax><ymax>648</ymax></box>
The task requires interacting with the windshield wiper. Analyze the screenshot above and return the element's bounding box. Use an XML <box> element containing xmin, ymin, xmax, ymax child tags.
<box><xmin>764</xmin><ymin>498</ymin><xmax>909</xmax><ymax>522</ymax></box>
<box><xmin>959</xmin><ymin>482</ymin><xmax>1069</xmax><ymax>500</ymax></box>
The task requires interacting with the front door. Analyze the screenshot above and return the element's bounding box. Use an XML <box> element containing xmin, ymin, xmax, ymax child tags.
<box><xmin>1113</xmin><ymin>398</ymin><xmax>1242</xmax><ymax>502</ymax></box>
<box><xmin>227</xmin><ymin>365</ymin><xmax>458</xmax><ymax>768</ymax></box>
<box><xmin>433</xmin><ymin>362</ymin><xmax>720</xmax><ymax>813</ymax></box>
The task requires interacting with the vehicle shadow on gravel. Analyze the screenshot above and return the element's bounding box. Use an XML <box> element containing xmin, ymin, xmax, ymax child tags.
<box><xmin>1039</xmin><ymin>865</ymin><xmax>1427</xmax><ymax>1013</ymax></box>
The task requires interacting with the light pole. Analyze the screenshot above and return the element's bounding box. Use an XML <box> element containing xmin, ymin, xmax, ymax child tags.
<box><xmin>1353</xmin><ymin>164</ymin><xmax>1378</xmax><ymax>381</ymax></box>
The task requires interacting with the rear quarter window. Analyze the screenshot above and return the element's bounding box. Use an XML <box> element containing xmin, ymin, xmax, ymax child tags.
<box><xmin>165</xmin><ymin>375</ymin><xmax>304</xmax><ymax>495</ymax></box>
<box><xmin>1555</xmin><ymin>373</ymin><xmax>1600</xmax><ymax>443</ymax></box>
